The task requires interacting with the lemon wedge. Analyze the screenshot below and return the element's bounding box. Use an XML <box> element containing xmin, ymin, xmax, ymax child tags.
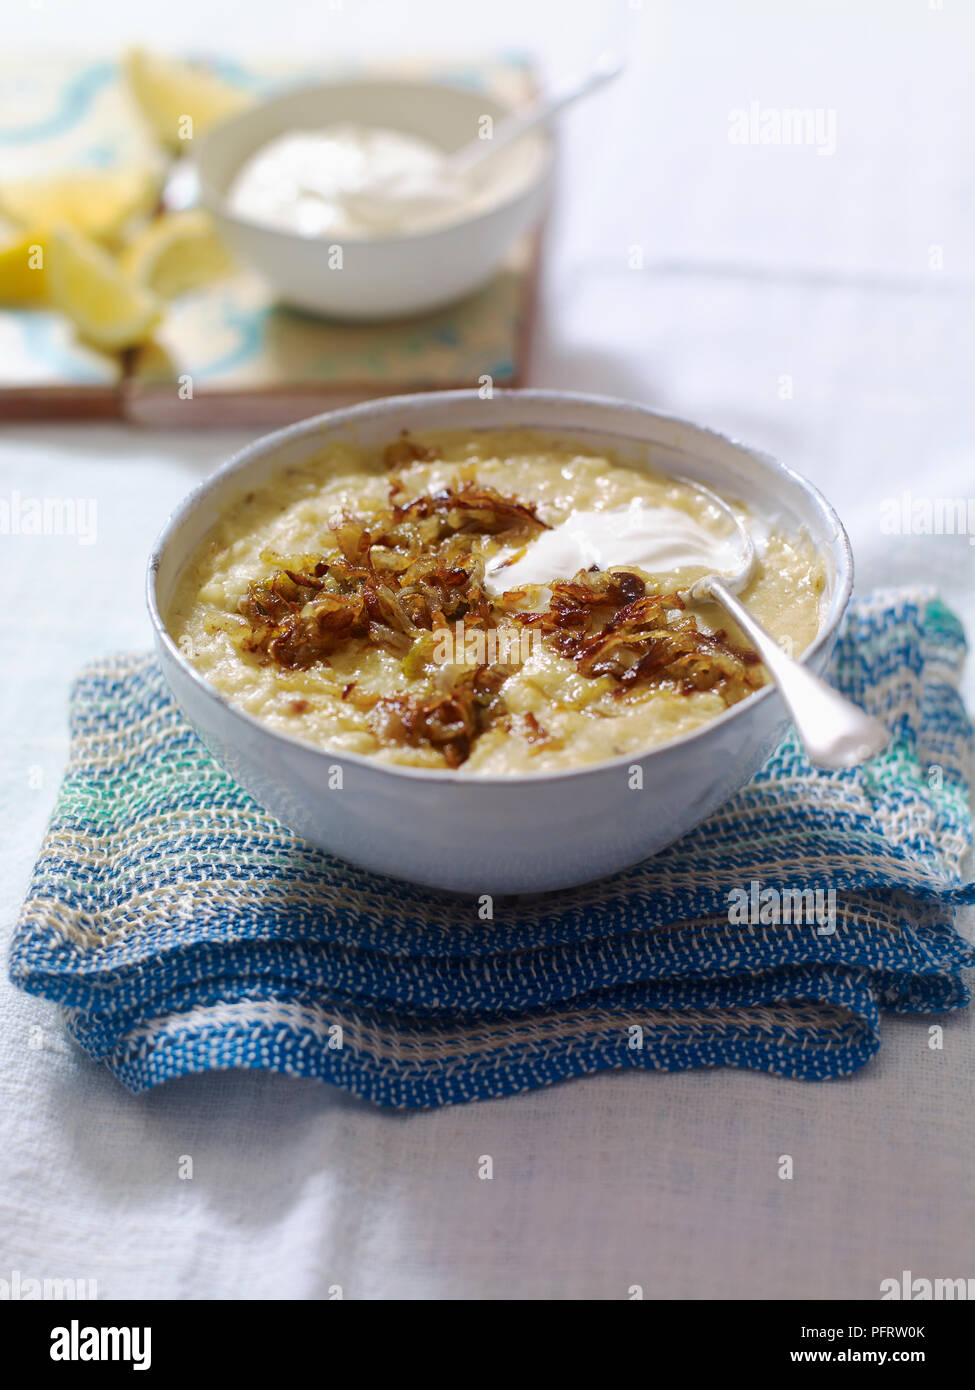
<box><xmin>0</xmin><ymin>226</ymin><xmax>49</xmax><ymax>303</ymax></box>
<box><xmin>0</xmin><ymin>168</ymin><xmax>160</xmax><ymax>246</ymax></box>
<box><xmin>47</xmin><ymin>225</ymin><xmax>164</xmax><ymax>350</ymax></box>
<box><xmin>120</xmin><ymin>209</ymin><xmax>235</xmax><ymax>297</ymax></box>
<box><xmin>124</xmin><ymin>48</ymin><xmax>251</xmax><ymax>151</ymax></box>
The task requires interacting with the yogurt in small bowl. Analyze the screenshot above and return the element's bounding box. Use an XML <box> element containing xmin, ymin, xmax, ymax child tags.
<box><xmin>227</xmin><ymin>122</ymin><xmax>542</xmax><ymax>240</ymax></box>
<box><xmin>197</xmin><ymin>79</ymin><xmax>552</xmax><ymax>320</ymax></box>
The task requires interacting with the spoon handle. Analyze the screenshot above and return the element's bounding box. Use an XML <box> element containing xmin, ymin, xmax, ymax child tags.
<box><xmin>701</xmin><ymin>576</ymin><xmax>890</xmax><ymax>770</ymax></box>
<box><xmin>447</xmin><ymin>52</ymin><xmax>623</xmax><ymax>177</ymax></box>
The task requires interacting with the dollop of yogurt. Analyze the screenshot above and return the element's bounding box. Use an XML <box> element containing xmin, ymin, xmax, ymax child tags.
<box><xmin>227</xmin><ymin>123</ymin><xmax>538</xmax><ymax>239</ymax></box>
<box><xmin>483</xmin><ymin>500</ymin><xmax>747</xmax><ymax>595</ymax></box>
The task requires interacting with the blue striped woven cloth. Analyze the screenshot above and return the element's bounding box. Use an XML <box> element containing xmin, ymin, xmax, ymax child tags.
<box><xmin>9</xmin><ymin>590</ymin><xmax>975</xmax><ymax>1108</ymax></box>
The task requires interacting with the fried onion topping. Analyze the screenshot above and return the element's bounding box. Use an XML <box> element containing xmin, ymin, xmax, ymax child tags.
<box><xmin>232</xmin><ymin>447</ymin><xmax>764</xmax><ymax>763</ymax></box>
<box><xmin>508</xmin><ymin>572</ymin><xmax>762</xmax><ymax>703</ymax></box>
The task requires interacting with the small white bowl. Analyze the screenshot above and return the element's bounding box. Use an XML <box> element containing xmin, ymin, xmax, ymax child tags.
<box><xmin>196</xmin><ymin>78</ymin><xmax>553</xmax><ymax>321</ymax></box>
<box><xmin>147</xmin><ymin>390</ymin><xmax>853</xmax><ymax>895</ymax></box>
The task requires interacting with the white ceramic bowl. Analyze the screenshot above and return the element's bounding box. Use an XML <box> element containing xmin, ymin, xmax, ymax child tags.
<box><xmin>196</xmin><ymin>78</ymin><xmax>552</xmax><ymax>320</ymax></box>
<box><xmin>147</xmin><ymin>390</ymin><xmax>853</xmax><ymax>895</ymax></box>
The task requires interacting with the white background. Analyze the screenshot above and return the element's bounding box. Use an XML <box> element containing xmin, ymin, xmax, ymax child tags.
<box><xmin>1</xmin><ymin>0</ymin><xmax>973</xmax><ymax>1299</ymax></box>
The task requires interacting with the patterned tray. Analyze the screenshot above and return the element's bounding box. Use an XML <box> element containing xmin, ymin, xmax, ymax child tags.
<box><xmin>0</xmin><ymin>54</ymin><xmax>541</xmax><ymax>425</ymax></box>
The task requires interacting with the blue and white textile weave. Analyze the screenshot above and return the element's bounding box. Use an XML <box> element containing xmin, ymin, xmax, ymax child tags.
<box><xmin>9</xmin><ymin>590</ymin><xmax>975</xmax><ymax>1108</ymax></box>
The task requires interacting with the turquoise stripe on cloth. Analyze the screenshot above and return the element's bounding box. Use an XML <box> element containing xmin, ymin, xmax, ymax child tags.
<box><xmin>9</xmin><ymin>590</ymin><xmax>975</xmax><ymax>1108</ymax></box>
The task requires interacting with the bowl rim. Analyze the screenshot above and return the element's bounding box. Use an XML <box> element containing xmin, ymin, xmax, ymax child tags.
<box><xmin>147</xmin><ymin>388</ymin><xmax>854</xmax><ymax>785</ymax></box>
<box><xmin>196</xmin><ymin>74</ymin><xmax>555</xmax><ymax>251</ymax></box>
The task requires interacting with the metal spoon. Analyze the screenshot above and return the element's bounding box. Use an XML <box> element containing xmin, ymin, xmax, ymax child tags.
<box><xmin>445</xmin><ymin>50</ymin><xmax>623</xmax><ymax>179</ymax></box>
<box><xmin>675</xmin><ymin>478</ymin><xmax>889</xmax><ymax>770</ymax></box>
<box><xmin>345</xmin><ymin>52</ymin><xmax>623</xmax><ymax>227</ymax></box>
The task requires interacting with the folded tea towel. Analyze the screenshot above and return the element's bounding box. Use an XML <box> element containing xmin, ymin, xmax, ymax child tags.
<box><xmin>9</xmin><ymin>590</ymin><xmax>975</xmax><ymax>1108</ymax></box>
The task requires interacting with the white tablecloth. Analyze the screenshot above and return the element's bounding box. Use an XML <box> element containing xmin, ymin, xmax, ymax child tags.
<box><xmin>2</xmin><ymin>0</ymin><xmax>973</xmax><ymax>1299</ymax></box>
